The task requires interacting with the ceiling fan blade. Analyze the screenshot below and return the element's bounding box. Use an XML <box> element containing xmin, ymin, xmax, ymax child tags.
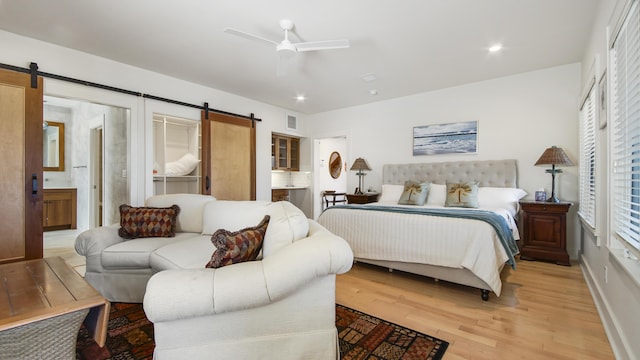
<box><xmin>294</xmin><ymin>39</ymin><xmax>350</xmax><ymax>52</ymax></box>
<box><xmin>223</xmin><ymin>27</ymin><xmax>279</xmax><ymax>46</ymax></box>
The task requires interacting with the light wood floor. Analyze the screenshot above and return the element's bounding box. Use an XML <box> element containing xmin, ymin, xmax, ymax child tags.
<box><xmin>46</xmin><ymin>232</ymin><xmax>614</xmax><ymax>359</ymax></box>
<box><xmin>43</xmin><ymin>229</ymin><xmax>86</xmax><ymax>275</ymax></box>
<box><xmin>336</xmin><ymin>260</ymin><xmax>614</xmax><ymax>360</ymax></box>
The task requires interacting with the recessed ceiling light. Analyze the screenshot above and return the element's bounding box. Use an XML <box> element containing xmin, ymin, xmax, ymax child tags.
<box><xmin>369</xmin><ymin>89</ymin><xmax>378</xmax><ymax>96</ymax></box>
<box><xmin>295</xmin><ymin>95</ymin><xmax>306</xmax><ymax>102</ymax></box>
<box><xmin>360</xmin><ymin>73</ymin><xmax>377</xmax><ymax>82</ymax></box>
<box><xmin>488</xmin><ymin>44</ymin><xmax>503</xmax><ymax>53</ymax></box>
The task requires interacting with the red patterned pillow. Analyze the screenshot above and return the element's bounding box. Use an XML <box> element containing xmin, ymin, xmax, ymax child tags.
<box><xmin>205</xmin><ymin>215</ymin><xmax>270</xmax><ymax>269</ymax></box>
<box><xmin>118</xmin><ymin>204</ymin><xmax>180</xmax><ymax>239</ymax></box>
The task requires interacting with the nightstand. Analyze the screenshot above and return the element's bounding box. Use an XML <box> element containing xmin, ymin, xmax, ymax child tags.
<box><xmin>346</xmin><ymin>193</ymin><xmax>379</xmax><ymax>204</ymax></box>
<box><xmin>519</xmin><ymin>200</ymin><xmax>572</xmax><ymax>266</ymax></box>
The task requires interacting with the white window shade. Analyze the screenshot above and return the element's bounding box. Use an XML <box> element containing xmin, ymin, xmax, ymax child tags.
<box><xmin>611</xmin><ymin>0</ymin><xmax>640</xmax><ymax>250</ymax></box>
<box><xmin>579</xmin><ymin>85</ymin><xmax>596</xmax><ymax>228</ymax></box>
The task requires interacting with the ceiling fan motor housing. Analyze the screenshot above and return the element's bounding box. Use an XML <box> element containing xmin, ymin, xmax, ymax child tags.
<box><xmin>277</xmin><ymin>41</ymin><xmax>297</xmax><ymax>54</ymax></box>
<box><xmin>279</xmin><ymin>19</ymin><xmax>294</xmax><ymax>31</ymax></box>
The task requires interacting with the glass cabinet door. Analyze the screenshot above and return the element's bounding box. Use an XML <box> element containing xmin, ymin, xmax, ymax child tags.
<box><xmin>278</xmin><ymin>138</ymin><xmax>288</xmax><ymax>168</ymax></box>
<box><xmin>289</xmin><ymin>138</ymin><xmax>299</xmax><ymax>170</ymax></box>
<box><xmin>272</xmin><ymin>134</ymin><xmax>300</xmax><ymax>171</ymax></box>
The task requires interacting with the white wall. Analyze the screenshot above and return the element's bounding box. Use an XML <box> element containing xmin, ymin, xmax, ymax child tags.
<box><xmin>0</xmin><ymin>29</ymin><xmax>307</xmax><ymax>205</ymax></box>
<box><xmin>579</xmin><ymin>0</ymin><xmax>640</xmax><ymax>359</ymax></box>
<box><xmin>308</xmin><ymin>64</ymin><xmax>582</xmax><ymax>255</ymax></box>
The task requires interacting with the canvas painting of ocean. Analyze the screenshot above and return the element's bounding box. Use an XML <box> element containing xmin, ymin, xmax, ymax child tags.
<box><xmin>413</xmin><ymin>120</ymin><xmax>477</xmax><ymax>155</ymax></box>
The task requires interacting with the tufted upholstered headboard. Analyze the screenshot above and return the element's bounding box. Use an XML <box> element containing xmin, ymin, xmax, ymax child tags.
<box><xmin>382</xmin><ymin>159</ymin><xmax>518</xmax><ymax>188</ymax></box>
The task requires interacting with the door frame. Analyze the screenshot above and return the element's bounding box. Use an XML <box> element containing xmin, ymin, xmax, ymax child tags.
<box><xmin>89</xmin><ymin>124</ymin><xmax>104</xmax><ymax>228</ymax></box>
<box><xmin>313</xmin><ymin>131</ymin><xmax>351</xmax><ymax>219</ymax></box>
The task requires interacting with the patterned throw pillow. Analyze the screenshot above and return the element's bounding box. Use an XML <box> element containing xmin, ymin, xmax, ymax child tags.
<box><xmin>206</xmin><ymin>215</ymin><xmax>271</xmax><ymax>269</ymax></box>
<box><xmin>118</xmin><ymin>204</ymin><xmax>180</xmax><ymax>239</ymax></box>
<box><xmin>398</xmin><ymin>181</ymin><xmax>430</xmax><ymax>206</ymax></box>
<box><xmin>445</xmin><ymin>181</ymin><xmax>479</xmax><ymax>208</ymax></box>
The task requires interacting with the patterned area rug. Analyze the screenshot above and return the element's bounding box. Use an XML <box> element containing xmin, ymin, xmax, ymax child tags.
<box><xmin>336</xmin><ymin>305</ymin><xmax>448</xmax><ymax>360</ymax></box>
<box><xmin>76</xmin><ymin>303</ymin><xmax>449</xmax><ymax>360</ymax></box>
<box><xmin>76</xmin><ymin>303</ymin><xmax>154</xmax><ymax>360</ymax></box>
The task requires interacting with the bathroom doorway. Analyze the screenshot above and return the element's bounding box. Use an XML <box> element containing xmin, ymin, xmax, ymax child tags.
<box><xmin>43</xmin><ymin>96</ymin><xmax>129</xmax><ymax>248</ymax></box>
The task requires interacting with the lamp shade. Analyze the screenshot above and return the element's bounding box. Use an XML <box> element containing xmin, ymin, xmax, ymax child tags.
<box><xmin>534</xmin><ymin>146</ymin><xmax>575</xmax><ymax>166</ymax></box>
<box><xmin>350</xmin><ymin>158</ymin><xmax>371</xmax><ymax>171</ymax></box>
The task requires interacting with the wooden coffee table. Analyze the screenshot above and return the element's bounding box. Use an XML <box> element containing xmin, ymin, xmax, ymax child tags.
<box><xmin>0</xmin><ymin>257</ymin><xmax>109</xmax><ymax>357</ymax></box>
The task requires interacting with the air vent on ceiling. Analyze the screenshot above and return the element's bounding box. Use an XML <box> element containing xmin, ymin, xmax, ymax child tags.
<box><xmin>286</xmin><ymin>115</ymin><xmax>297</xmax><ymax>130</ymax></box>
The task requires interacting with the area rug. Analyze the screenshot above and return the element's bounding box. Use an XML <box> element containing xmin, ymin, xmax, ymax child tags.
<box><xmin>336</xmin><ymin>305</ymin><xmax>448</xmax><ymax>360</ymax></box>
<box><xmin>76</xmin><ymin>302</ymin><xmax>449</xmax><ymax>360</ymax></box>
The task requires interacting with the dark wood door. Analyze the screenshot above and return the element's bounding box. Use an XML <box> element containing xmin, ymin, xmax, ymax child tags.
<box><xmin>0</xmin><ymin>68</ymin><xmax>43</xmax><ymax>263</ymax></box>
<box><xmin>201</xmin><ymin>111</ymin><xmax>256</xmax><ymax>200</ymax></box>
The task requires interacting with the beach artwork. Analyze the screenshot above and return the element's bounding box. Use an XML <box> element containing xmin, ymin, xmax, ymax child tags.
<box><xmin>413</xmin><ymin>120</ymin><xmax>478</xmax><ymax>155</ymax></box>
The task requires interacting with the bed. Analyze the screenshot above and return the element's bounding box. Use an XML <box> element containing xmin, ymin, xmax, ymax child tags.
<box><xmin>317</xmin><ymin>159</ymin><xmax>524</xmax><ymax>301</ymax></box>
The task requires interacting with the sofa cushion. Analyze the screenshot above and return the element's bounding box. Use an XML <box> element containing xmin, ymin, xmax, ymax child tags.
<box><xmin>118</xmin><ymin>204</ymin><xmax>180</xmax><ymax>239</ymax></box>
<box><xmin>206</xmin><ymin>215</ymin><xmax>270</xmax><ymax>269</ymax></box>
<box><xmin>262</xmin><ymin>201</ymin><xmax>309</xmax><ymax>257</ymax></box>
<box><xmin>101</xmin><ymin>232</ymin><xmax>196</xmax><ymax>269</ymax></box>
<box><xmin>150</xmin><ymin>235</ymin><xmax>215</xmax><ymax>271</ymax></box>
<box><xmin>146</xmin><ymin>194</ymin><xmax>216</xmax><ymax>233</ymax></box>
<box><xmin>201</xmin><ymin>200</ymin><xmax>309</xmax><ymax>258</ymax></box>
<box><xmin>201</xmin><ymin>200</ymin><xmax>272</xmax><ymax>235</ymax></box>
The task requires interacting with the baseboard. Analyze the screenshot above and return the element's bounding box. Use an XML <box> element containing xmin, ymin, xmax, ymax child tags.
<box><xmin>580</xmin><ymin>255</ymin><xmax>630</xmax><ymax>359</ymax></box>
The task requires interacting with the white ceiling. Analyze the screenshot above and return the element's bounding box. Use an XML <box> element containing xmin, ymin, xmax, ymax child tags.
<box><xmin>0</xmin><ymin>0</ymin><xmax>599</xmax><ymax>114</ymax></box>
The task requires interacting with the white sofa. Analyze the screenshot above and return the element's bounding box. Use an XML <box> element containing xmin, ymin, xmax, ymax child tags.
<box><xmin>75</xmin><ymin>194</ymin><xmax>354</xmax><ymax>359</ymax></box>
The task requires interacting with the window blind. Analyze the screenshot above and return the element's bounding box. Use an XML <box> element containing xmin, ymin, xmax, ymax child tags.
<box><xmin>611</xmin><ymin>0</ymin><xmax>640</xmax><ymax>249</ymax></box>
<box><xmin>579</xmin><ymin>85</ymin><xmax>596</xmax><ymax>228</ymax></box>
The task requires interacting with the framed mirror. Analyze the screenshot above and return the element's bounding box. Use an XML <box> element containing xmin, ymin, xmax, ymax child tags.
<box><xmin>43</xmin><ymin>121</ymin><xmax>65</xmax><ymax>171</ymax></box>
<box><xmin>329</xmin><ymin>151</ymin><xmax>342</xmax><ymax>179</ymax></box>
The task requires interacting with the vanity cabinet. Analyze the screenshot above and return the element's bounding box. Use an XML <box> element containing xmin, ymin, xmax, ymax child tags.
<box><xmin>153</xmin><ymin>115</ymin><xmax>201</xmax><ymax>195</ymax></box>
<box><xmin>272</xmin><ymin>135</ymin><xmax>299</xmax><ymax>171</ymax></box>
<box><xmin>43</xmin><ymin>188</ymin><xmax>77</xmax><ymax>231</ymax></box>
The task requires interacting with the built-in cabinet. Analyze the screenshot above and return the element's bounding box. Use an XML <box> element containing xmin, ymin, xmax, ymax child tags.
<box><xmin>272</xmin><ymin>135</ymin><xmax>299</xmax><ymax>171</ymax></box>
<box><xmin>43</xmin><ymin>188</ymin><xmax>77</xmax><ymax>231</ymax></box>
<box><xmin>153</xmin><ymin>115</ymin><xmax>201</xmax><ymax>195</ymax></box>
<box><xmin>271</xmin><ymin>188</ymin><xmax>290</xmax><ymax>202</ymax></box>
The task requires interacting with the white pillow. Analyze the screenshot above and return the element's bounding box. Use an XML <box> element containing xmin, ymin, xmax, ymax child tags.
<box><xmin>165</xmin><ymin>153</ymin><xmax>200</xmax><ymax>176</ymax></box>
<box><xmin>379</xmin><ymin>184</ymin><xmax>405</xmax><ymax>203</ymax></box>
<box><xmin>426</xmin><ymin>183</ymin><xmax>447</xmax><ymax>206</ymax></box>
<box><xmin>477</xmin><ymin>187</ymin><xmax>527</xmax><ymax>216</ymax></box>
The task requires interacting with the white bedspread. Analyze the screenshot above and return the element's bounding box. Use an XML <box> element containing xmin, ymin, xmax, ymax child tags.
<box><xmin>317</xmin><ymin>204</ymin><xmax>519</xmax><ymax>296</ymax></box>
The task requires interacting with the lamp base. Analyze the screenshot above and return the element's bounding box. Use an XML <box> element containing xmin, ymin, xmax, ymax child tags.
<box><xmin>546</xmin><ymin>195</ymin><xmax>560</xmax><ymax>203</ymax></box>
<box><xmin>356</xmin><ymin>172</ymin><xmax>366</xmax><ymax>195</ymax></box>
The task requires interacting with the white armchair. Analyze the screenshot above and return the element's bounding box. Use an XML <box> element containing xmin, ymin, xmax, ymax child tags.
<box><xmin>143</xmin><ymin>221</ymin><xmax>354</xmax><ymax>360</ymax></box>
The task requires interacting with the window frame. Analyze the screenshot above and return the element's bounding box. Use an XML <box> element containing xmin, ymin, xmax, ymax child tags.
<box><xmin>609</xmin><ymin>0</ymin><xmax>640</xmax><ymax>251</ymax></box>
<box><xmin>578</xmin><ymin>79</ymin><xmax>597</xmax><ymax>230</ymax></box>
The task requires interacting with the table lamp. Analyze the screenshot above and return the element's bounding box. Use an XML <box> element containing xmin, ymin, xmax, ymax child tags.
<box><xmin>534</xmin><ymin>146</ymin><xmax>575</xmax><ymax>203</ymax></box>
<box><xmin>350</xmin><ymin>158</ymin><xmax>371</xmax><ymax>194</ymax></box>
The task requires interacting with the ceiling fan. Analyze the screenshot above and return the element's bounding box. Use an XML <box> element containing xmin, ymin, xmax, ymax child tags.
<box><xmin>224</xmin><ymin>19</ymin><xmax>350</xmax><ymax>76</ymax></box>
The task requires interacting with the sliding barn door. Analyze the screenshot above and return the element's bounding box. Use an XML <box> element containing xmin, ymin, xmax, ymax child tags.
<box><xmin>201</xmin><ymin>111</ymin><xmax>256</xmax><ymax>200</ymax></box>
<box><xmin>0</xmin><ymin>68</ymin><xmax>43</xmax><ymax>263</ymax></box>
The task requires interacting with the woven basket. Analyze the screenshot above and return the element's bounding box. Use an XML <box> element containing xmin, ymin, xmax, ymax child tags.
<box><xmin>0</xmin><ymin>308</ymin><xmax>89</xmax><ymax>360</ymax></box>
